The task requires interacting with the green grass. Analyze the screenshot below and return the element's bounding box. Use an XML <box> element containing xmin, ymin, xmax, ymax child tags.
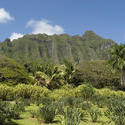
<box><xmin>13</xmin><ymin>111</ymin><xmax>39</xmax><ymax>125</ymax></box>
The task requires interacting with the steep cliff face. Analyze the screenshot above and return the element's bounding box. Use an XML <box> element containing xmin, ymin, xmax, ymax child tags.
<box><xmin>0</xmin><ymin>31</ymin><xmax>115</xmax><ymax>64</ymax></box>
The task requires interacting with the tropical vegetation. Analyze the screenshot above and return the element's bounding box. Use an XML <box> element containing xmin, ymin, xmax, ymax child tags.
<box><xmin>0</xmin><ymin>32</ymin><xmax>124</xmax><ymax>125</ymax></box>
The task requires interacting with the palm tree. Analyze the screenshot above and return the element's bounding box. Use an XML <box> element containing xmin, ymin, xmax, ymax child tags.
<box><xmin>108</xmin><ymin>44</ymin><xmax>125</xmax><ymax>87</ymax></box>
<box><xmin>34</xmin><ymin>61</ymin><xmax>78</xmax><ymax>89</ymax></box>
<box><xmin>63</xmin><ymin>60</ymin><xmax>77</xmax><ymax>84</ymax></box>
<box><xmin>34</xmin><ymin>64</ymin><xmax>65</xmax><ymax>89</ymax></box>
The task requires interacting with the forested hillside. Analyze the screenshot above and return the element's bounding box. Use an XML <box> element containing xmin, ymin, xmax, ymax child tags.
<box><xmin>0</xmin><ymin>31</ymin><xmax>115</xmax><ymax>64</ymax></box>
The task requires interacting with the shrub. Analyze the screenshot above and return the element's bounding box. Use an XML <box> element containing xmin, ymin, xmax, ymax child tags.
<box><xmin>49</xmin><ymin>85</ymin><xmax>75</xmax><ymax>100</ymax></box>
<box><xmin>78</xmin><ymin>101</ymin><xmax>92</xmax><ymax>111</ymax></box>
<box><xmin>11</xmin><ymin>101</ymin><xmax>25</xmax><ymax>119</ymax></box>
<box><xmin>62</xmin><ymin>107</ymin><xmax>87</xmax><ymax>125</ymax></box>
<box><xmin>0</xmin><ymin>84</ymin><xmax>50</xmax><ymax>101</ymax></box>
<box><xmin>105</xmin><ymin>99</ymin><xmax>125</xmax><ymax>125</ymax></box>
<box><xmin>29</xmin><ymin>110</ymin><xmax>37</xmax><ymax>118</ymax></box>
<box><xmin>0</xmin><ymin>85</ymin><xmax>14</xmax><ymax>100</ymax></box>
<box><xmin>75</xmin><ymin>84</ymin><xmax>96</xmax><ymax>100</ymax></box>
<box><xmin>14</xmin><ymin>84</ymin><xmax>50</xmax><ymax>100</ymax></box>
<box><xmin>60</xmin><ymin>96</ymin><xmax>75</xmax><ymax>107</ymax></box>
<box><xmin>40</xmin><ymin>97</ymin><xmax>54</xmax><ymax>106</ymax></box>
<box><xmin>88</xmin><ymin>108</ymin><xmax>101</xmax><ymax>122</ymax></box>
<box><xmin>26</xmin><ymin>104</ymin><xmax>39</xmax><ymax>119</ymax></box>
<box><xmin>36</xmin><ymin>103</ymin><xmax>56</xmax><ymax>123</ymax></box>
<box><xmin>0</xmin><ymin>101</ymin><xmax>13</xmax><ymax>125</ymax></box>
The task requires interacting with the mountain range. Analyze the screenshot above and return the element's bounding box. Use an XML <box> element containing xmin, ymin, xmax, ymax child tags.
<box><xmin>0</xmin><ymin>30</ymin><xmax>115</xmax><ymax>64</ymax></box>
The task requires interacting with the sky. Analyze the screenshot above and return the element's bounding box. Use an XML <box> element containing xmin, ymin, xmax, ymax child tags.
<box><xmin>0</xmin><ymin>0</ymin><xmax>125</xmax><ymax>43</ymax></box>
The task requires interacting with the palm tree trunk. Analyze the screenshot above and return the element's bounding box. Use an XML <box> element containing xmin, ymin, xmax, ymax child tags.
<box><xmin>121</xmin><ymin>70</ymin><xmax>125</xmax><ymax>87</ymax></box>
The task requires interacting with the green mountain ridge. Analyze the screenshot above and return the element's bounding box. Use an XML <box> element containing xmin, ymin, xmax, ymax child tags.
<box><xmin>0</xmin><ymin>30</ymin><xmax>115</xmax><ymax>64</ymax></box>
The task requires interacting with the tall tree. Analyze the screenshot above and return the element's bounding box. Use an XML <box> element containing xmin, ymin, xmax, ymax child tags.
<box><xmin>108</xmin><ymin>44</ymin><xmax>125</xmax><ymax>87</ymax></box>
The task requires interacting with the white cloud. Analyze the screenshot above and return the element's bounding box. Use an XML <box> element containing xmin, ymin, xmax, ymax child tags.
<box><xmin>26</xmin><ymin>19</ymin><xmax>64</xmax><ymax>35</ymax></box>
<box><xmin>0</xmin><ymin>8</ymin><xmax>14</xmax><ymax>23</ymax></box>
<box><xmin>10</xmin><ymin>32</ymin><xmax>24</xmax><ymax>41</ymax></box>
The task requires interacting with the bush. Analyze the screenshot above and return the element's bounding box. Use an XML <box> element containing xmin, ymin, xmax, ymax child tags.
<box><xmin>88</xmin><ymin>108</ymin><xmax>101</xmax><ymax>122</ymax></box>
<box><xmin>49</xmin><ymin>85</ymin><xmax>75</xmax><ymax>100</ymax></box>
<box><xmin>29</xmin><ymin>110</ymin><xmax>37</xmax><ymax>118</ymax></box>
<box><xmin>14</xmin><ymin>84</ymin><xmax>50</xmax><ymax>100</ymax></box>
<box><xmin>0</xmin><ymin>85</ymin><xmax>14</xmax><ymax>100</ymax></box>
<box><xmin>0</xmin><ymin>101</ymin><xmax>13</xmax><ymax>125</ymax></box>
<box><xmin>40</xmin><ymin>97</ymin><xmax>54</xmax><ymax>105</ymax></box>
<box><xmin>11</xmin><ymin>101</ymin><xmax>25</xmax><ymax>119</ymax></box>
<box><xmin>75</xmin><ymin>84</ymin><xmax>96</xmax><ymax>100</ymax></box>
<box><xmin>78</xmin><ymin>101</ymin><xmax>92</xmax><ymax>111</ymax></box>
<box><xmin>0</xmin><ymin>84</ymin><xmax>50</xmax><ymax>101</ymax></box>
<box><xmin>60</xmin><ymin>96</ymin><xmax>75</xmax><ymax>107</ymax></box>
<box><xmin>26</xmin><ymin>104</ymin><xmax>39</xmax><ymax>118</ymax></box>
<box><xmin>105</xmin><ymin>99</ymin><xmax>125</xmax><ymax>125</ymax></box>
<box><xmin>62</xmin><ymin>107</ymin><xmax>87</xmax><ymax>125</ymax></box>
<box><xmin>36</xmin><ymin>103</ymin><xmax>56</xmax><ymax>123</ymax></box>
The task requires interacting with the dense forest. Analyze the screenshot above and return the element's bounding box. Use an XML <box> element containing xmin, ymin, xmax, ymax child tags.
<box><xmin>0</xmin><ymin>31</ymin><xmax>125</xmax><ymax>125</ymax></box>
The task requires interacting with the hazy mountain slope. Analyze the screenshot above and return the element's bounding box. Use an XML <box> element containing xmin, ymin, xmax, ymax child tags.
<box><xmin>0</xmin><ymin>31</ymin><xmax>115</xmax><ymax>64</ymax></box>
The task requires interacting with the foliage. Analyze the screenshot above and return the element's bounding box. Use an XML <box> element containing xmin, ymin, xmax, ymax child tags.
<box><xmin>0</xmin><ymin>101</ymin><xmax>10</xmax><ymax>124</ymax></box>
<box><xmin>0</xmin><ymin>56</ymin><xmax>33</xmax><ymax>85</ymax></box>
<box><xmin>0</xmin><ymin>84</ymin><xmax>50</xmax><ymax>101</ymax></box>
<box><xmin>108</xmin><ymin>44</ymin><xmax>125</xmax><ymax>71</ymax></box>
<box><xmin>63</xmin><ymin>60</ymin><xmax>76</xmax><ymax>84</ymax></box>
<box><xmin>37</xmin><ymin>103</ymin><xmax>56</xmax><ymax>123</ymax></box>
<box><xmin>0</xmin><ymin>85</ymin><xmax>15</xmax><ymax>100</ymax></box>
<box><xmin>25</xmin><ymin>60</ymin><xmax>82</xmax><ymax>90</ymax></box>
<box><xmin>88</xmin><ymin>108</ymin><xmax>101</xmax><ymax>122</ymax></box>
<box><xmin>0</xmin><ymin>100</ymin><xmax>27</xmax><ymax>124</ymax></box>
<box><xmin>78</xmin><ymin>60</ymin><xmax>120</xmax><ymax>88</ymax></box>
<box><xmin>108</xmin><ymin>44</ymin><xmax>125</xmax><ymax>87</ymax></box>
<box><xmin>0</xmin><ymin>101</ymin><xmax>15</xmax><ymax>125</ymax></box>
<box><xmin>49</xmin><ymin>85</ymin><xmax>75</xmax><ymax>100</ymax></box>
<box><xmin>40</xmin><ymin>97</ymin><xmax>54</xmax><ymax>105</ymax></box>
<box><xmin>25</xmin><ymin>60</ymin><xmax>121</xmax><ymax>89</ymax></box>
<box><xmin>105</xmin><ymin>98</ymin><xmax>125</xmax><ymax>125</ymax></box>
<box><xmin>11</xmin><ymin>101</ymin><xmax>25</xmax><ymax>119</ymax></box>
<box><xmin>0</xmin><ymin>55</ymin><xmax>121</xmax><ymax>90</ymax></box>
<box><xmin>0</xmin><ymin>84</ymin><xmax>125</xmax><ymax>124</ymax></box>
<box><xmin>26</xmin><ymin>104</ymin><xmax>39</xmax><ymax>118</ymax></box>
<box><xmin>34</xmin><ymin>64</ymin><xmax>65</xmax><ymax>89</ymax></box>
<box><xmin>61</xmin><ymin>107</ymin><xmax>87</xmax><ymax>125</ymax></box>
<box><xmin>75</xmin><ymin>84</ymin><xmax>96</xmax><ymax>100</ymax></box>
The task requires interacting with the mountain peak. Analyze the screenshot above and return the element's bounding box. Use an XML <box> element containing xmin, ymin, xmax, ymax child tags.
<box><xmin>82</xmin><ymin>30</ymin><xmax>103</xmax><ymax>41</ymax></box>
